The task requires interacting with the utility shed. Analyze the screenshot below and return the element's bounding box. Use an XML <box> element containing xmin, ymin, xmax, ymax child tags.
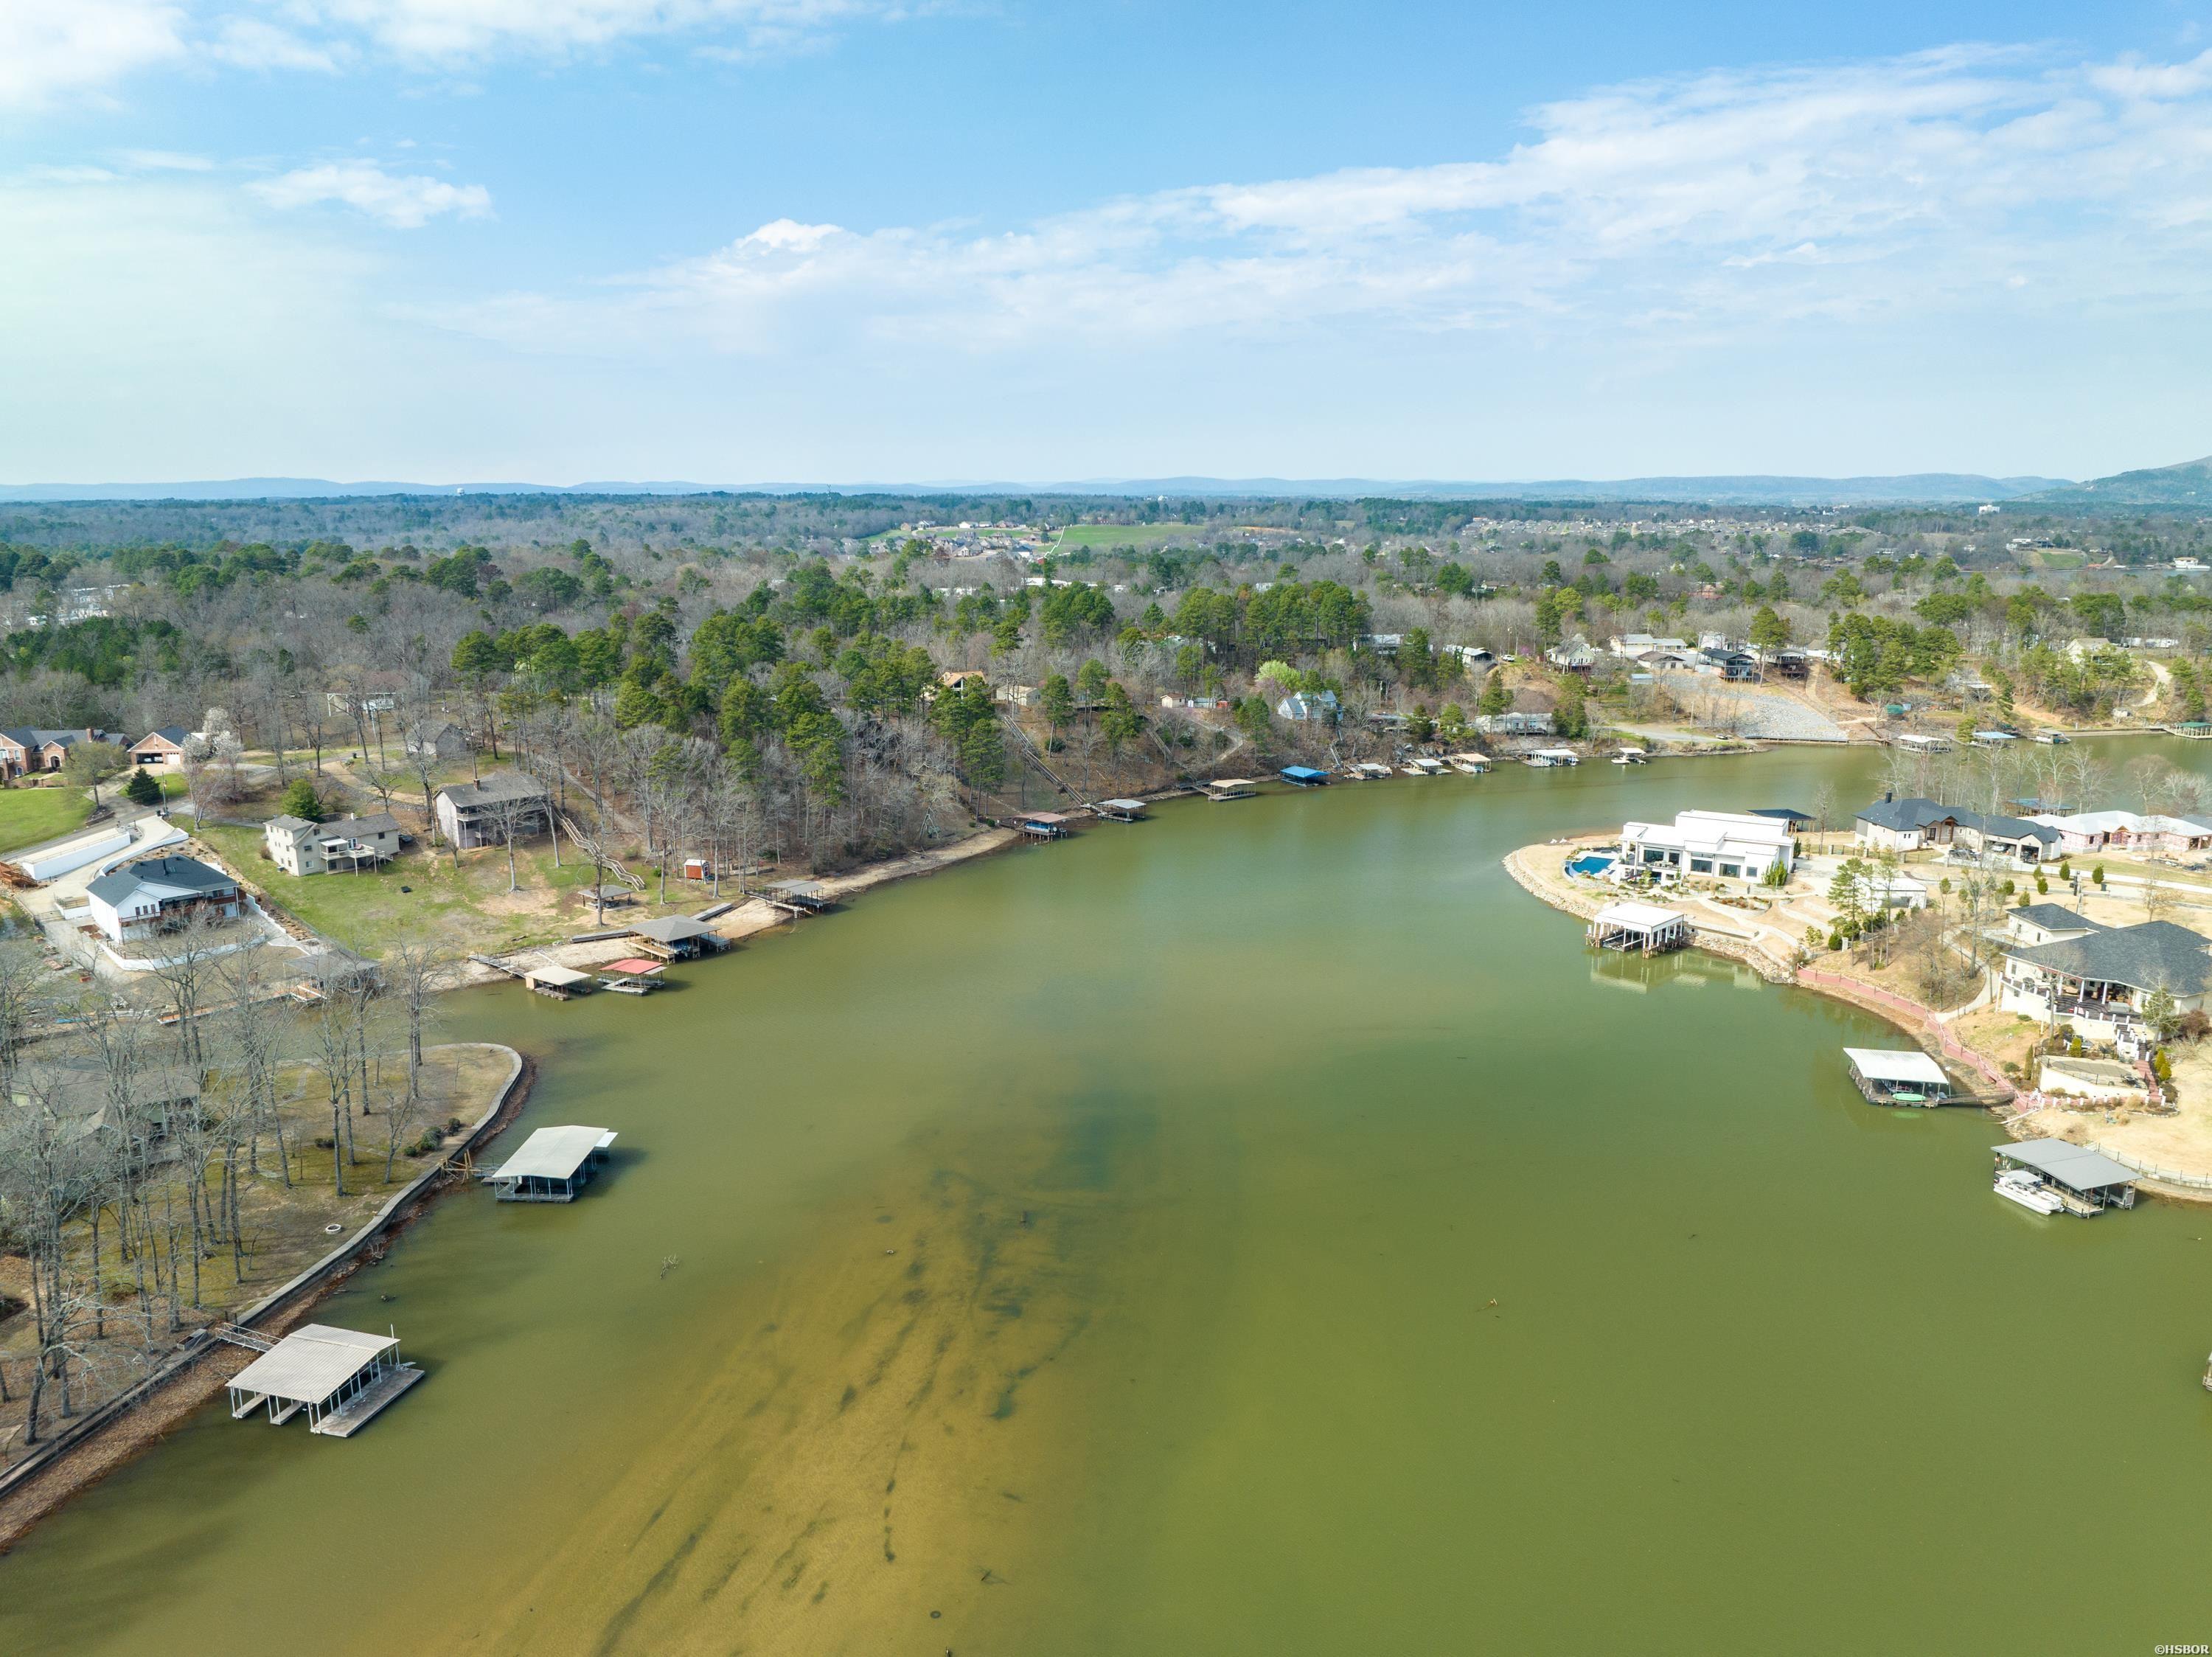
<box><xmin>627</xmin><ymin>915</ymin><xmax>728</xmax><ymax>959</ymax></box>
<box><xmin>1587</xmin><ymin>901</ymin><xmax>1688</xmax><ymax>955</ymax></box>
<box><xmin>226</xmin><ymin>1324</ymin><xmax>419</xmax><ymax>1436</ymax></box>
<box><xmin>1843</xmin><ymin>1048</ymin><xmax>1954</xmax><ymax>1105</ymax></box>
<box><xmin>1993</xmin><ymin>1139</ymin><xmax>2139</xmax><ymax>1212</ymax></box>
<box><xmin>484</xmin><ymin>1125</ymin><xmax>618</xmax><ymax>1201</ymax></box>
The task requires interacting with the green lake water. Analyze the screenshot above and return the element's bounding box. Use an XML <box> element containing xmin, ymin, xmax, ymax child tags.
<box><xmin>7</xmin><ymin>746</ymin><xmax>2212</xmax><ymax>1654</ymax></box>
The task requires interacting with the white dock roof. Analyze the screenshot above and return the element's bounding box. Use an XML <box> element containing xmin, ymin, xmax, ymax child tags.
<box><xmin>524</xmin><ymin>962</ymin><xmax>594</xmax><ymax>987</ymax></box>
<box><xmin>229</xmin><ymin>1324</ymin><xmax>396</xmax><ymax>1404</ymax></box>
<box><xmin>1593</xmin><ymin>901</ymin><xmax>1687</xmax><ymax>931</ymax></box>
<box><xmin>494</xmin><ymin>1125</ymin><xmax>616</xmax><ymax>1182</ymax></box>
<box><xmin>1843</xmin><ymin>1048</ymin><xmax>1948</xmax><ymax>1086</ymax></box>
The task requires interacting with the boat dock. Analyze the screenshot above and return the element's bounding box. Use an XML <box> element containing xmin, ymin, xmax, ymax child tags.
<box><xmin>481</xmin><ymin>1125</ymin><xmax>619</xmax><ymax>1201</ymax></box>
<box><xmin>1843</xmin><ymin>1047</ymin><xmax>1955</xmax><ymax>1107</ymax></box>
<box><xmin>1992</xmin><ymin>1139</ymin><xmax>2140</xmax><ymax>1215</ymax></box>
<box><xmin>1587</xmin><ymin>901</ymin><xmax>1688</xmax><ymax>956</ymax></box>
<box><xmin>224</xmin><ymin>1324</ymin><xmax>421</xmax><ymax>1439</ymax></box>
<box><xmin>1089</xmin><ymin>797</ymin><xmax>1149</xmax><ymax>821</ymax></box>
<box><xmin>1198</xmin><ymin>777</ymin><xmax>1259</xmax><ymax>801</ymax></box>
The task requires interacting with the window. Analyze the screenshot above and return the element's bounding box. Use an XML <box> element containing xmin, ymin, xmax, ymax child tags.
<box><xmin>1690</xmin><ymin>858</ymin><xmax>1714</xmax><ymax>873</ymax></box>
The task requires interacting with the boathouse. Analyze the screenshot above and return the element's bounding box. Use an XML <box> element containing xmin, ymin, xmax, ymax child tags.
<box><xmin>1992</xmin><ymin>1139</ymin><xmax>2138</xmax><ymax>1213</ymax></box>
<box><xmin>521</xmin><ymin>962</ymin><xmax>596</xmax><ymax>999</ymax></box>
<box><xmin>226</xmin><ymin>1324</ymin><xmax>420</xmax><ymax>1437</ymax></box>
<box><xmin>1279</xmin><ymin>765</ymin><xmax>1329</xmax><ymax>787</ymax></box>
<box><xmin>1091</xmin><ymin>797</ymin><xmax>1148</xmax><ymax>821</ymax></box>
<box><xmin>1587</xmin><ymin>901</ymin><xmax>1689</xmax><ymax>955</ymax></box>
<box><xmin>484</xmin><ymin>1125</ymin><xmax>618</xmax><ymax>1201</ymax></box>
<box><xmin>1200</xmin><ymin>778</ymin><xmax>1257</xmax><ymax>801</ymax></box>
<box><xmin>597</xmin><ymin>957</ymin><xmax>667</xmax><ymax>994</ymax></box>
<box><xmin>627</xmin><ymin>915</ymin><xmax>728</xmax><ymax>959</ymax></box>
<box><xmin>760</xmin><ymin>878</ymin><xmax>830</xmax><ymax>914</ymax></box>
<box><xmin>1843</xmin><ymin>1048</ymin><xmax>1954</xmax><ymax>1105</ymax></box>
<box><xmin>1018</xmin><ymin>810</ymin><xmax>1077</xmax><ymax>837</ymax></box>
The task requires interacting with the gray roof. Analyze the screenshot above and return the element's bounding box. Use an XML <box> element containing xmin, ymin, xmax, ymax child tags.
<box><xmin>2006</xmin><ymin>920</ymin><xmax>2212</xmax><ymax>996</ymax></box>
<box><xmin>1994</xmin><ymin>1138</ymin><xmax>2140</xmax><ymax>1192</ymax></box>
<box><xmin>136</xmin><ymin>726</ymin><xmax>189</xmax><ymax>746</ymax></box>
<box><xmin>229</xmin><ymin>1324</ymin><xmax>396</xmax><ymax>1405</ymax></box>
<box><xmin>320</xmin><ymin>813</ymin><xmax>401</xmax><ymax>839</ymax></box>
<box><xmin>1855</xmin><ymin>796</ymin><xmax>2056</xmax><ymax>845</ymax></box>
<box><xmin>86</xmin><ymin>854</ymin><xmax>237</xmax><ymax>908</ymax></box>
<box><xmin>630</xmin><ymin>915</ymin><xmax>719</xmax><ymax>942</ymax></box>
<box><xmin>2012</xmin><ymin>903</ymin><xmax>2106</xmax><ymax>934</ymax></box>
<box><xmin>491</xmin><ymin>1125</ymin><xmax>615</xmax><ymax>1182</ymax></box>
<box><xmin>266</xmin><ymin>813</ymin><xmax>314</xmax><ymax>834</ymax></box>
<box><xmin>438</xmin><ymin>771</ymin><xmax>549</xmax><ymax>809</ymax></box>
<box><xmin>13</xmin><ymin>1060</ymin><xmax>201</xmax><ymax>1128</ymax></box>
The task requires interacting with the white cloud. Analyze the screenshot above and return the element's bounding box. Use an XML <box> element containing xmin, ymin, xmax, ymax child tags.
<box><xmin>0</xmin><ymin>0</ymin><xmax>187</xmax><ymax>108</ymax></box>
<box><xmin>430</xmin><ymin>45</ymin><xmax>2212</xmax><ymax>358</ymax></box>
<box><xmin>209</xmin><ymin>17</ymin><xmax>343</xmax><ymax>72</ymax></box>
<box><xmin>118</xmin><ymin>149</ymin><xmax>216</xmax><ymax>170</ymax></box>
<box><xmin>251</xmin><ymin>160</ymin><xmax>491</xmax><ymax>226</ymax></box>
<box><xmin>272</xmin><ymin>0</ymin><xmax>894</xmax><ymax>61</ymax></box>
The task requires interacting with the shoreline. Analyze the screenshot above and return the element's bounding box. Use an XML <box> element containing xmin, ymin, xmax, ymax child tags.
<box><xmin>0</xmin><ymin>1043</ymin><xmax>535</xmax><ymax>1554</ymax></box>
<box><xmin>1504</xmin><ymin>838</ymin><xmax>2212</xmax><ymax>1204</ymax></box>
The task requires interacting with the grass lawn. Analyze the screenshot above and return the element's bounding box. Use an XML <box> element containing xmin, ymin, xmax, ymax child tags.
<box><xmin>0</xmin><ymin>785</ymin><xmax>92</xmax><ymax>855</ymax></box>
<box><xmin>1052</xmin><ymin>523</ymin><xmax>1209</xmax><ymax>552</ymax></box>
<box><xmin>198</xmin><ymin>823</ymin><xmax>658</xmax><ymax>957</ymax></box>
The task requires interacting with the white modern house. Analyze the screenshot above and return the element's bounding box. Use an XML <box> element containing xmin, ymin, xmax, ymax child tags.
<box><xmin>1620</xmin><ymin>810</ymin><xmax>1795</xmax><ymax>883</ymax></box>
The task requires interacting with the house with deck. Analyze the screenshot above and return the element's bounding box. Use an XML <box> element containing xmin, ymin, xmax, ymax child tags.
<box><xmin>434</xmin><ymin>772</ymin><xmax>551</xmax><ymax>850</ymax></box>
<box><xmin>1998</xmin><ymin>918</ymin><xmax>2212</xmax><ymax>1044</ymax></box>
<box><xmin>84</xmin><ymin>855</ymin><xmax>244</xmax><ymax>942</ymax></box>
<box><xmin>264</xmin><ymin>812</ymin><xmax>403</xmax><ymax>876</ymax></box>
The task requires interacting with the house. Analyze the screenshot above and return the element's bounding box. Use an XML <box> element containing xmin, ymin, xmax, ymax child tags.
<box><xmin>1853</xmin><ymin>796</ymin><xmax>2056</xmax><ymax>864</ymax></box>
<box><xmin>324</xmin><ymin>689</ymin><xmax>398</xmax><ymax>716</ymax></box>
<box><xmin>0</xmin><ymin>727</ymin><xmax>128</xmax><ymax>780</ymax></box>
<box><xmin>1474</xmin><ymin>712</ymin><xmax>1554</xmax><ymax>737</ymax></box>
<box><xmin>402</xmin><ymin>720</ymin><xmax>470</xmax><ymax>760</ymax></box>
<box><xmin>1276</xmin><ymin>690</ymin><xmax>1341</xmax><ymax>722</ymax></box>
<box><xmin>1999</xmin><ymin>919</ymin><xmax>2212</xmax><ymax>1043</ymax></box>
<box><xmin>2028</xmin><ymin>810</ymin><xmax>2212</xmax><ymax>856</ymax></box>
<box><xmin>434</xmin><ymin>772</ymin><xmax>551</xmax><ymax>850</ymax></box>
<box><xmin>129</xmin><ymin>726</ymin><xmax>193</xmax><ymax>770</ymax></box>
<box><xmin>937</xmin><ymin>670</ymin><xmax>990</xmax><ymax>692</ymax></box>
<box><xmin>10</xmin><ymin>1059</ymin><xmax>202</xmax><ymax>1149</ymax></box>
<box><xmin>84</xmin><ymin>855</ymin><xmax>244</xmax><ymax>942</ymax></box>
<box><xmin>1694</xmin><ymin>647</ymin><xmax>1757</xmax><ymax>680</ymax></box>
<box><xmin>1358</xmin><ymin>633</ymin><xmax>1403</xmax><ymax>654</ymax></box>
<box><xmin>2006</xmin><ymin>903</ymin><xmax>2107</xmax><ymax>948</ymax></box>
<box><xmin>263</xmin><ymin>812</ymin><xmax>403</xmax><ymax>876</ymax></box>
<box><xmin>1447</xmin><ymin>645</ymin><xmax>1497</xmax><ymax>671</ymax></box>
<box><xmin>1545</xmin><ymin>639</ymin><xmax>1600</xmax><ymax>673</ymax></box>
<box><xmin>994</xmin><ymin>684</ymin><xmax>1040</xmax><ymax>709</ymax></box>
<box><xmin>1609</xmin><ymin>633</ymin><xmax>1687</xmax><ymax>657</ymax></box>
<box><xmin>1620</xmin><ymin>810</ymin><xmax>1795</xmax><ymax>883</ymax></box>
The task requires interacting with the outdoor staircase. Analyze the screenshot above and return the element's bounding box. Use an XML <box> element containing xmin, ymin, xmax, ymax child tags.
<box><xmin>1003</xmin><ymin>718</ymin><xmax>1079</xmax><ymax>799</ymax></box>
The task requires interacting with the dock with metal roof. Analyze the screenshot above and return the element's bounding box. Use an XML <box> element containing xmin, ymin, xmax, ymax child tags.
<box><xmin>1994</xmin><ymin>1138</ymin><xmax>2140</xmax><ymax>1213</ymax></box>
<box><xmin>1843</xmin><ymin>1048</ymin><xmax>1955</xmax><ymax>1106</ymax></box>
<box><xmin>1587</xmin><ymin>901</ymin><xmax>1689</xmax><ymax>956</ymax></box>
<box><xmin>225</xmin><ymin>1324</ymin><xmax>420</xmax><ymax>1437</ymax></box>
<box><xmin>481</xmin><ymin>1125</ymin><xmax>618</xmax><ymax>1201</ymax></box>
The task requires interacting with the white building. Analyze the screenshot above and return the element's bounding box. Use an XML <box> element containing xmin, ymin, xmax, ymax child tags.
<box><xmin>1620</xmin><ymin>810</ymin><xmax>1795</xmax><ymax>883</ymax></box>
<box><xmin>263</xmin><ymin>813</ymin><xmax>403</xmax><ymax>876</ymax></box>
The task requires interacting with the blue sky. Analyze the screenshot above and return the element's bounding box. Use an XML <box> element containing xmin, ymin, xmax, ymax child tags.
<box><xmin>6</xmin><ymin>1</ymin><xmax>2212</xmax><ymax>485</ymax></box>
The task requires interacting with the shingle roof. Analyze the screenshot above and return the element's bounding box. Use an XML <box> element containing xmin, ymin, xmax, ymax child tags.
<box><xmin>1855</xmin><ymin>796</ymin><xmax>2056</xmax><ymax>845</ymax></box>
<box><xmin>438</xmin><ymin>771</ymin><xmax>548</xmax><ymax>807</ymax></box>
<box><xmin>86</xmin><ymin>855</ymin><xmax>238</xmax><ymax>907</ymax></box>
<box><xmin>2012</xmin><ymin>903</ymin><xmax>2105</xmax><ymax>933</ymax></box>
<box><xmin>320</xmin><ymin>813</ymin><xmax>400</xmax><ymax>838</ymax></box>
<box><xmin>2007</xmin><ymin>920</ymin><xmax>2212</xmax><ymax>996</ymax></box>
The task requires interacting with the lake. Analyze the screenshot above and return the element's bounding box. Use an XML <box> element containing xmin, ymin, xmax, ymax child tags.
<box><xmin>7</xmin><ymin>746</ymin><xmax>2212</xmax><ymax>1655</ymax></box>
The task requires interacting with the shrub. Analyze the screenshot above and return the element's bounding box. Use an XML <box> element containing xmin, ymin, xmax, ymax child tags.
<box><xmin>1828</xmin><ymin>933</ymin><xmax>1844</xmax><ymax>951</ymax></box>
<box><xmin>2093</xmin><ymin>864</ymin><xmax>2106</xmax><ymax>887</ymax></box>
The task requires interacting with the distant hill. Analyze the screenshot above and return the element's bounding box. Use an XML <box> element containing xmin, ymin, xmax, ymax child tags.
<box><xmin>2025</xmin><ymin>456</ymin><xmax>2212</xmax><ymax>506</ymax></box>
<box><xmin>0</xmin><ymin>472</ymin><xmax>2070</xmax><ymax>507</ymax></box>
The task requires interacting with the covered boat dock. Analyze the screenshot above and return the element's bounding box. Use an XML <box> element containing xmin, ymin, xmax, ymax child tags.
<box><xmin>521</xmin><ymin>962</ymin><xmax>596</xmax><ymax>1001</ymax></box>
<box><xmin>1993</xmin><ymin>1139</ymin><xmax>2140</xmax><ymax>1214</ymax></box>
<box><xmin>1279</xmin><ymin>765</ymin><xmax>1329</xmax><ymax>787</ymax></box>
<box><xmin>226</xmin><ymin>1324</ymin><xmax>420</xmax><ymax>1437</ymax></box>
<box><xmin>759</xmin><ymin>878</ymin><xmax>830</xmax><ymax>917</ymax></box>
<box><xmin>482</xmin><ymin>1125</ymin><xmax>619</xmax><ymax>1202</ymax></box>
<box><xmin>1090</xmin><ymin>797</ymin><xmax>1148</xmax><ymax>821</ymax></box>
<box><xmin>1587</xmin><ymin>900</ymin><xmax>1689</xmax><ymax>956</ymax></box>
<box><xmin>1843</xmin><ymin>1047</ymin><xmax>1955</xmax><ymax>1106</ymax></box>
<box><xmin>1017</xmin><ymin>810</ymin><xmax>1077</xmax><ymax>838</ymax></box>
<box><xmin>627</xmin><ymin>915</ymin><xmax>729</xmax><ymax>960</ymax></box>
<box><xmin>1198</xmin><ymin>777</ymin><xmax>1258</xmax><ymax>801</ymax></box>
